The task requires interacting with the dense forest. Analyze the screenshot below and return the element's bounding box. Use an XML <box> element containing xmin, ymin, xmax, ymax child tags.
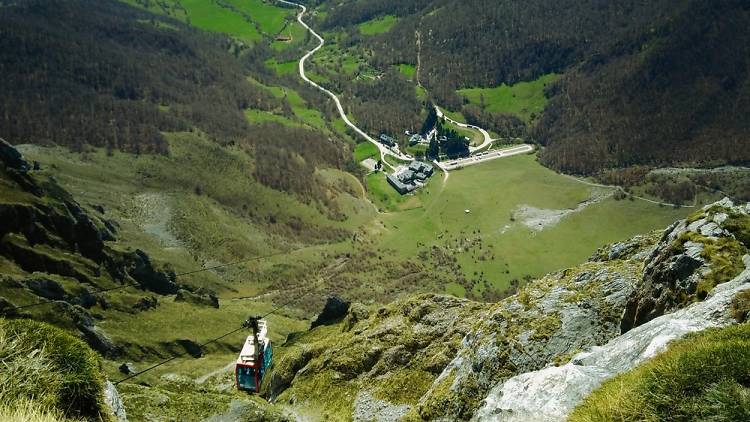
<box><xmin>536</xmin><ymin>0</ymin><xmax>750</xmax><ymax>174</ymax></box>
<box><xmin>319</xmin><ymin>0</ymin><xmax>750</xmax><ymax>175</ymax></box>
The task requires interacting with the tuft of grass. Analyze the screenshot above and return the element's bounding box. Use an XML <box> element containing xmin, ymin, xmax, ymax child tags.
<box><xmin>0</xmin><ymin>319</ymin><xmax>109</xmax><ymax>421</ymax></box>
<box><xmin>0</xmin><ymin>399</ymin><xmax>77</xmax><ymax>422</ymax></box>
<box><xmin>569</xmin><ymin>323</ymin><xmax>750</xmax><ymax>422</ymax></box>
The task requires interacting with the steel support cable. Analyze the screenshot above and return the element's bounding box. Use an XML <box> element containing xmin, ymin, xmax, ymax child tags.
<box><xmin>112</xmin><ymin>278</ymin><xmax>326</xmax><ymax>385</ymax></box>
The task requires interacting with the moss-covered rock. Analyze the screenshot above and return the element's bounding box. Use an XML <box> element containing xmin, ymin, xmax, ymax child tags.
<box><xmin>411</xmin><ymin>232</ymin><xmax>658</xmax><ymax>420</ymax></box>
<box><xmin>621</xmin><ymin>198</ymin><xmax>750</xmax><ymax>332</ymax></box>
<box><xmin>265</xmin><ymin>294</ymin><xmax>487</xmax><ymax>420</ymax></box>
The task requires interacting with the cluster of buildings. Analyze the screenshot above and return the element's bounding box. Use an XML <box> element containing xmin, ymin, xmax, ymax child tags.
<box><xmin>386</xmin><ymin>160</ymin><xmax>434</xmax><ymax>194</ymax></box>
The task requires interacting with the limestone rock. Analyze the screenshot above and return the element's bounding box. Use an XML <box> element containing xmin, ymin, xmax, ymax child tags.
<box><xmin>474</xmin><ymin>262</ymin><xmax>750</xmax><ymax>421</ymax></box>
<box><xmin>354</xmin><ymin>391</ymin><xmax>411</xmax><ymax>422</ymax></box>
<box><xmin>104</xmin><ymin>380</ymin><xmax>128</xmax><ymax>422</ymax></box>
<box><xmin>413</xmin><ymin>242</ymin><xmax>653</xmax><ymax>420</ymax></box>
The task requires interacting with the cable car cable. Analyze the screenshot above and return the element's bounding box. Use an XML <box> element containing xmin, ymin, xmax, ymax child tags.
<box><xmin>113</xmin><ymin>325</ymin><xmax>246</xmax><ymax>385</ymax></box>
<box><xmin>112</xmin><ymin>278</ymin><xmax>327</xmax><ymax>385</ymax></box>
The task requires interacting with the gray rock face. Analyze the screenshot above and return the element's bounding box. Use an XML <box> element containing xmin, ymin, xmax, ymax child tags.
<box><xmin>414</xmin><ymin>236</ymin><xmax>657</xmax><ymax>420</ymax></box>
<box><xmin>104</xmin><ymin>380</ymin><xmax>128</xmax><ymax>422</ymax></box>
<box><xmin>0</xmin><ymin>137</ymin><xmax>29</xmax><ymax>171</ymax></box>
<box><xmin>474</xmin><ymin>260</ymin><xmax>750</xmax><ymax>421</ymax></box>
<box><xmin>620</xmin><ymin>199</ymin><xmax>750</xmax><ymax>332</ymax></box>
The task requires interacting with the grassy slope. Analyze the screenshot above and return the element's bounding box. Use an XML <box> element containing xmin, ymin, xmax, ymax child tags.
<box><xmin>225</xmin><ymin>0</ymin><xmax>291</xmax><ymax>35</ymax></box>
<box><xmin>354</xmin><ymin>142</ymin><xmax>379</xmax><ymax>162</ymax></box>
<box><xmin>459</xmin><ymin>73</ymin><xmax>558</xmax><ymax>122</ymax></box>
<box><xmin>358</xmin><ymin>15</ymin><xmax>398</xmax><ymax>35</ymax></box>
<box><xmin>570</xmin><ymin>322</ymin><xmax>750</xmax><ymax>422</ymax></box>
<box><xmin>122</xmin><ymin>0</ymin><xmax>294</xmax><ymax>42</ymax></box>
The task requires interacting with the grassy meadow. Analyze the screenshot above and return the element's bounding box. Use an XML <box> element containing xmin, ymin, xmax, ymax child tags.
<box><xmin>358</xmin><ymin>15</ymin><xmax>398</xmax><ymax>35</ymax></box>
<box><xmin>459</xmin><ymin>73</ymin><xmax>559</xmax><ymax>122</ymax></box>
<box><xmin>366</xmin><ymin>154</ymin><xmax>690</xmax><ymax>295</ymax></box>
<box><xmin>121</xmin><ymin>0</ymin><xmax>295</xmax><ymax>42</ymax></box>
<box><xmin>354</xmin><ymin>142</ymin><xmax>379</xmax><ymax>162</ymax></box>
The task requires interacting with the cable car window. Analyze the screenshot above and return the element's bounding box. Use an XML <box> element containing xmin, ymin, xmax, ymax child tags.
<box><xmin>237</xmin><ymin>367</ymin><xmax>256</xmax><ymax>390</ymax></box>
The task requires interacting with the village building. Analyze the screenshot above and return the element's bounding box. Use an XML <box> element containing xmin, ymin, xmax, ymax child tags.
<box><xmin>408</xmin><ymin>133</ymin><xmax>425</xmax><ymax>146</ymax></box>
<box><xmin>386</xmin><ymin>161</ymin><xmax>435</xmax><ymax>195</ymax></box>
<box><xmin>379</xmin><ymin>133</ymin><xmax>396</xmax><ymax>147</ymax></box>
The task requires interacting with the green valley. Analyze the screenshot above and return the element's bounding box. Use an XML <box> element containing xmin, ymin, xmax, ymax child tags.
<box><xmin>1</xmin><ymin>0</ymin><xmax>749</xmax><ymax>421</ymax></box>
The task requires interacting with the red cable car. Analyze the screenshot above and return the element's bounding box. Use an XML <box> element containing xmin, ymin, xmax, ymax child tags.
<box><xmin>235</xmin><ymin>317</ymin><xmax>272</xmax><ymax>393</ymax></box>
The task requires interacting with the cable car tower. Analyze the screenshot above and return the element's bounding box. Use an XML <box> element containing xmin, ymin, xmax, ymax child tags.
<box><xmin>235</xmin><ymin>316</ymin><xmax>273</xmax><ymax>393</ymax></box>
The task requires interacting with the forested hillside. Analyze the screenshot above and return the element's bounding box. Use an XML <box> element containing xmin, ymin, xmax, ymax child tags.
<box><xmin>536</xmin><ymin>0</ymin><xmax>750</xmax><ymax>173</ymax></box>
<box><xmin>318</xmin><ymin>0</ymin><xmax>750</xmax><ymax>175</ymax></box>
<box><xmin>0</xmin><ymin>0</ymin><xmax>353</xmax><ymax>206</ymax></box>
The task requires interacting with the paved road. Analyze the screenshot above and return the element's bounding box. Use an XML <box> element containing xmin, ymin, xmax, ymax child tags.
<box><xmin>434</xmin><ymin>144</ymin><xmax>535</xmax><ymax>171</ymax></box>
<box><xmin>434</xmin><ymin>106</ymin><xmax>494</xmax><ymax>152</ymax></box>
<box><xmin>277</xmin><ymin>0</ymin><xmax>412</xmax><ymax>168</ymax></box>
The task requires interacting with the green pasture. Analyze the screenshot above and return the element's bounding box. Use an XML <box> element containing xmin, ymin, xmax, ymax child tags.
<box><xmin>358</xmin><ymin>15</ymin><xmax>398</xmax><ymax>35</ymax></box>
<box><xmin>459</xmin><ymin>73</ymin><xmax>558</xmax><ymax>122</ymax></box>
<box><xmin>369</xmin><ymin>154</ymin><xmax>690</xmax><ymax>296</ymax></box>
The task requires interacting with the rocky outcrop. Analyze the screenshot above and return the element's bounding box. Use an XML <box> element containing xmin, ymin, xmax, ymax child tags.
<box><xmin>620</xmin><ymin>199</ymin><xmax>750</xmax><ymax>332</ymax></box>
<box><xmin>0</xmin><ymin>141</ymin><xmax>177</xmax><ymax>313</ymax></box>
<box><xmin>267</xmin><ymin>295</ymin><xmax>487</xmax><ymax>420</ymax></box>
<box><xmin>411</xmin><ymin>233</ymin><xmax>658</xmax><ymax>420</ymax></box>
<box><xmin>474</xmin><ymin>256</ymin><xmax>750</xmax><ymax>421</ymax></box>
<box><xmin>311</xmin><ymin>295</ymin><xmax>350</xmax><ymax>328</ymax></box>
<box><xmin>123</xmin><ymin>249</ymin><xmax>178</xmax><ymax>295</ymax></box>
<box><xmin>0</xmin><ymin>137</ymin><xmax>29</xmax><ymax>171</ymax></box>
<box><xmin>104</xmin><ymin>380</ymin><xmax>128</xmax><ymax>422</ymax></box>
<box><xmin>175</xmin><ymin>288</ymin><xmax>218</xmax><ymax>308</ymax></box>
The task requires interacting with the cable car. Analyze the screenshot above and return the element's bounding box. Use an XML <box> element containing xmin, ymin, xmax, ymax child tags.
<box><xmin>235</xmin><ymin>317</ymin><xmax>273</xmax><ymax>393</ymax></box>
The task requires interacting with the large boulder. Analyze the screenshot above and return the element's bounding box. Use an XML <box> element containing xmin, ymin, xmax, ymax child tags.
<box><xmin>26</xmin><ymin>277</ymin><xmax>67</xmax><ymax>300</ymax></box>
<box><xmin>474</xmin><ymin>257</ymin><xmax>750</xmax><ymax>421</ymax></box>
<box><xmin>175</xmin><ymin>288</ymin><xmax>219</xmax><ymax>308</ymax></box>
<box><xmin>311</xmin><ymin>295</ymin><xmax>350</xmax><ymax>328</ymax></box>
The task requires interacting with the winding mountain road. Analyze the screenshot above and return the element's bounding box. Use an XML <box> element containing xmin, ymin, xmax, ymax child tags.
<box><xmin>434</xmin><ymin>105</ymin><xmax>495</xmax><ymax>153</ymax></box>
<box><xmin>277</xmin><ymin>0</ymin><xmax>412</xmax><ymax>168</ymax></box>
